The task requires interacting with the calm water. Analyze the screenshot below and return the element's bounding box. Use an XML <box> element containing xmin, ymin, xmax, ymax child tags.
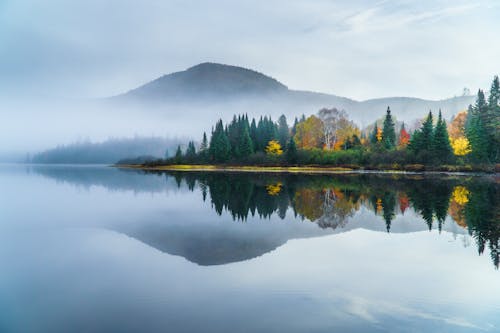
<box><xmin>0</xmin><ymin>164</ymin><xmax>499</xmax><ymax>332</ymax></box>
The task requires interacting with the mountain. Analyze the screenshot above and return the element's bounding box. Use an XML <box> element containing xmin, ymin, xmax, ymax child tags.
<box><xmin>124</xmin><ymin>62</ymin><xmax>288</xmax><ymax>100</ymax></box>
<box><xmin>114</xmin><ymin>62</ymin><xmax>475</xmax><ymax>124</ymax></box>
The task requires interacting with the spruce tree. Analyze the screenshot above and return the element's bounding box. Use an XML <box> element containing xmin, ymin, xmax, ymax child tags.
<box><xmin>186</xmin><ymin>141</ymin><xmax>196</xmax><ymax>158</ymax></box>
<box><xmin>175</xmin><ymin>145</ymin><xmax>183</xmax><ymax>163</ymax></box>
<box><xmin>370</xmin><ymin>123</ymin><xmax>379</xmax><ymax>144</ymax></box>
<box><xmin>432</xmin><ymin>110</ymin><xmax>452</xmax><ymax>163</ymax></box>
<box><xmin>382</xmin><ymin>106</ymin><xmax>396</xmax><ymax>149</ymax></box>
<box><xmin>209</xmin><ymin>120</ymin><xmax>231</xmax><ymax>162</ymax></box>
<box><xmin>277</xmin><ymin>114</ymin><xmax>289</xmax><ymax>148</ymax></box>
<box><xmin>420</xmin><ymin>111</ymin><xmax>434</xmax><ymax>151</ymax></box>
<box><xmin>238</xmin><ymin>125</ymin><xmax>253</xmax><ymax>158</ymax></box>
<box><xmin>285</xmin><ymin>137</ymin><xmax>298</xmax><ymax>164</ymax></box>
<box><xmin>487</xmin><ymin>76</ymin><xmax>500</xmax><ymax>161</ymax></box>
<box><xmin>200</xmin><ymin>132</ymin><xmax>208</xmax><ymax>151</ymax></box>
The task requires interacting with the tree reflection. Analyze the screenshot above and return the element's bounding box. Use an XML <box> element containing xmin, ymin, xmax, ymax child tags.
<box><xmin>160</xmin><ymin>171</ymin><xmax>500</xmax><ymax>268</ymax></box>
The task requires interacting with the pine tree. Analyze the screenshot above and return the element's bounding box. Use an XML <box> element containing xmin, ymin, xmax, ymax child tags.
<box><xmin>420</xmin><ymin>111</ymin><xmax>434</xmax><ymax>151</ymax></box>
<box><xmin>200</xmin><ymin>132</ymin><xmax>208</xmax><ymax>152</ymax></box>
<box><xmin>431</xmin><ymin>110</ymin><xmax>452</xmax><ymax>163</ymax></box>
<box><xmin>174</xmin><ymin>145</ymin><xmax>183</xmax><ymax>163</ymax></box>
<box><xmin>209</xmin><ymin>120</ymin><xmax>231</xmax><ymax>162</ymax></box>
<box><xmin>238</xmin><ymin>125</ymin><xmax>253</xmax><ymax>157</ymax></box>
<box><xmin>487</xmin><ymin>76</ymin><xmax>500</xmax><ymax>161</ymax></box>
<box><xmin>382</xmin><ymin>106</ymin><xmax>396</xmax><ymax>149</ymax></box>
<box><xmin>186</xmin><ymin>141</ymin><xmax>196</xmax><ymax>158</ymax></box>
<box><xmin>370</xmin><ymin>123</ymin><xmax>379</xmax><ymax>144</ymax></box>
<box><xmin>285</xmin><ymin>137</ymin><xmax>298</xmax><ymax>164</ymax></box>
<box><xmin>249</xmin><ymin>118</ymin><xmax>258</xmax><ymax>152</ymax></box>
<box><xmin>466</xmin><ymin>90</ymin><xmax>492</xmax><ymax>162</ymax></box>
<box><xmin>277</xmin><ymin>114</ymin><xmax>289</xmax><ymax>148</ymax></box>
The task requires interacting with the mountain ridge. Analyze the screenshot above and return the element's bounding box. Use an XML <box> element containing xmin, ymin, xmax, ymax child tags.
<box><xmin>113</xmin><ymin>62</ymin><xmax>475</xmax><ymax>123</ymax></box>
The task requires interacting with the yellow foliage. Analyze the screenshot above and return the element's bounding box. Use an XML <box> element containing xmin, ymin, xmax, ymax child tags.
<box><xmin>451</xmin><ymin>186</ymin><xmax>470</xmax><ymax>205</ymax></box>
<box><xmin>451</xmin><ymin>137</ymin><xmax>472</xmax><ymax>156</ymax></box>
<box><xmin>265</xmin><ymin>140</ymin><xmax>283</xmax><ymax>155</ymax></box>
<box><xmin>266</xmin><ymin>182</ymin><xmax>282</xmax><ymax>196</ymax></box>
<box><xmin>376</xmin><ymin>128</ymin><xmax>383</xmax><ymax>142</ymax></box>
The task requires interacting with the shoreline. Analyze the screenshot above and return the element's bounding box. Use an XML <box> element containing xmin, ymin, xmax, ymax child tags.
<box><xmin>115</xmin><ymin>164</ymin><xmax>498</xmax><ymax>176</ymax></box>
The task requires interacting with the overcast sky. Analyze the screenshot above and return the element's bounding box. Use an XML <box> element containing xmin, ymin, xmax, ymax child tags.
<box><xmin>1</xmin><ymin>0</ymin><xmax>499</xmax><ymax>101</ymax></box>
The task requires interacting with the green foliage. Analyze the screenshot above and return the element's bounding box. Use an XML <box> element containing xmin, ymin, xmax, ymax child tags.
<box><xmin>277</xmin><ymin>114</ymin><xmax>290</xmax><ymax>148</ymax></box>
<box><xmin>382</xmin><ymin>107</ymin><xmax>396</xmax><ymax>149</ymax></box>
<box><xmin>431</xmin><ymin>110</ymin><xmax>453</xmax><ymax>163</ymax></box>
<box><xmin>285</xmin><ymin>137</ymin><xmax>298</xmax><ymax>164</ymax></box>
<box><xmin>209</xmin><ymin>120</ymin><xmax>231</xmax><ymax>162</ymax></box>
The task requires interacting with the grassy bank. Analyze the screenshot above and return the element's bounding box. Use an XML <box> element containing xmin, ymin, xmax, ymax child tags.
<box><xmin>115</xmin><ymin>163</ymin><xmax>499</xmax><ymax>174</ymax></box>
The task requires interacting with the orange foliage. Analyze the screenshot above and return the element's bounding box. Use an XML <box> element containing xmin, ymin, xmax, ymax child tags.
<box><xmin>448</xmin><ymin>111</ymin><xmax>468</xmax><ymax>140</ymax></box>
<box><xmin>398</xmin><ymin>128</ymin><xmax>410</xmax><ymax>147</ymax></box>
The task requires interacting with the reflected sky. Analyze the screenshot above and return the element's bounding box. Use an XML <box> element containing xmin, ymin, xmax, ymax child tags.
<box><xmin>0</xmin><ymin>164</ymin><xmax>499</xmax><ymax>332</ymax></box>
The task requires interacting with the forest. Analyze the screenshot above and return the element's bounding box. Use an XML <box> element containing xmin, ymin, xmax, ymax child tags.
<box><xmin>147</xmin><ymin>76</ymin><xmax>500</xmax><ymax>171</ymax></box>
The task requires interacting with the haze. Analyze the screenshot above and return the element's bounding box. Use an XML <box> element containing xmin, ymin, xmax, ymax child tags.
<box><xmin>0</xmin><ymin>0</ymin><xmax>499</xmax><ymax>156</ymax></box>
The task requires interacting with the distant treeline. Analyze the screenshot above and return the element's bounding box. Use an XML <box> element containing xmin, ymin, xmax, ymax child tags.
<box><xmin>31</xmin><ymin>137</ymin><xmax>185</xmax><ymax>164</ymax></box>
<box><xmin>150</xmin><ymin>76</ymin><xmax>499</xmax><ymax>169</ymax></box>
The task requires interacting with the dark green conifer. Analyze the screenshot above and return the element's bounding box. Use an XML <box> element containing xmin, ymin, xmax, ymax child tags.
<box><xmin>382</xmin><ymin>106</ymin><xmax>396</xmax><ymax>149</ymax></box>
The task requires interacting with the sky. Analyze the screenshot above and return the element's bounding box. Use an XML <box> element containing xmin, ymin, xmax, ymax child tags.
<box><xmin>0</xmin><ymin>0</ymin><xmax>499</xmax><ymax>101</ymax></box>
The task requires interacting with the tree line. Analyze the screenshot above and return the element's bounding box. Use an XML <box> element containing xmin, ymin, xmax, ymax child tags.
<box><xmin>157</xmin><ymin>76</ymin><xmax>499</xmax><ymax>169</ymax></box>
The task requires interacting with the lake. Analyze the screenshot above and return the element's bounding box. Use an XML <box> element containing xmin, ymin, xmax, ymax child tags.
<box><xmin>0</xmin><ymin>164</ymin><xmax>499</xmax><ymax>332</ymax></box>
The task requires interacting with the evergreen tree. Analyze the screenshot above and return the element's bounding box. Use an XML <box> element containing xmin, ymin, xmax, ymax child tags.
<box><xmin>186</xmin><ymin>141</ymin><xmax>196</xmax><ymax>158</ymax></box>
<box><xmin>370</xmin><ymin>123</ymin><xmax>379</xmax><ymax>144</ymax></box>
<box><xmin>431</xmin><ymin>110</ymin><xmax>452</xmax><ymax>163</ymax></box>
<box><xmin>420</xmin><ymin>111</ymin><xmax>434</xmax><ymax>151</ymax></box>
<box><xmin>487</xmin><ymin>76</ymin><xmax>500</xmax><ymax>161</ymax></box>
<box><xmin>291</xmin><ymin>117</ymin><xmax>299</xmax><ymax>137</ymax></box>
<box><xmin>200</xmin><ymin>132</ymin><xmax>208</xmax><ymax>152</ymax></box>
<box><xmin>285</xmin><ymin>137</ymin><xmax>298</xmax><ymax>164</ymax></box>
<box><xmin>209</xmin><ymin>120</ymin><xmax>231</xmax><ymax>162</ymax></box>
<box><xmin>238</xmin><ymin>125</ymin><xmax>254</xmax><ymax>157</ymax></box>
<box><xmin>382</xmin><ymin>106</ymin><xmax>396</xmax><ymax>149</ymax></box>
<box><xmin>466</xmin><ymin>90</ymin><xmax>492</xmax><ymax>162</ymax></box>
<box><xmin>466</xmin><ymin>114</ymin><xmax>489</xmax><ymax>162</ymax></box>
<box><xmin>249</xmin><ymin>118</ymin><xmax>258</xmax><ymax>151</ymax></box>
<box><xmin>174</xmin><ymin>145</ymin><xmax>183</xmax><ymax>163</ymax></box>
<box><xmin>277</xmin><ymin>114</ymin><xmax>289</xmax><ymax>148</ymax></box>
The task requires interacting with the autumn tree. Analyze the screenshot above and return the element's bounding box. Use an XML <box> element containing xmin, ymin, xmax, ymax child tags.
<box><xmin>265</xmin><ymin>140</ymin><xmax>283</xmax><ymax>155</ymax></box>
<box><xmin>398</xmin><ymin>123</ymin><xmax>410</xmax><ymax>147</ymax></box>
<box><xmin>294</xmin><ymin>115</ymin><xmax>324</xmax><ymax>149</ymax></box>
<box><xmin>318</xmin><ymin>108</ymin><xmax>347</xmax><ymax>150</ymax></box>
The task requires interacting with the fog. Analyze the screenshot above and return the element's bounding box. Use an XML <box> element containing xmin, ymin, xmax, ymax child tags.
<box><xmin>1</xmin><ymin>0</ymin><xmax>498</xmax><ymax>161</ymax></box>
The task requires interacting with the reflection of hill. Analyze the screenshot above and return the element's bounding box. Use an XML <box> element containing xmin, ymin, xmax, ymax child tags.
<box><xmin>30</xmin><ymin>165</ymin><xmax>178</xmax><ymax>193</ymax></box>
<box><xmin>31</xmin><ymin>165</ymin><xmax>499</xmax><ymax>267</ymax></box>
<box><xmin>118</xmin><ymin>220</ymin><xmax>330</xmax><ymax>266</ymax></box>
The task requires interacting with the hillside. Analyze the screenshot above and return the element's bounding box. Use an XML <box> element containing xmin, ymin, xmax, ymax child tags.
<box><xmin>114</xmin><ymin>62</ymin><xmax>475</xmax><ymax>124</ymax></box>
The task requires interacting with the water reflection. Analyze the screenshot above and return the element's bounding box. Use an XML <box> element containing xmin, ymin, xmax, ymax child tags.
<box><xmin>30</xmin><ymin>165</ymin><xmax>499</xmax><ymax>269</ymax></box>
<box><xmin>164</xmin><ymin>171</ymin><xmax>500</xmax><ymax>268</ymax></box>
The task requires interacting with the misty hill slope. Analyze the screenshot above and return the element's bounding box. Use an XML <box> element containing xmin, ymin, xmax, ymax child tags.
<box><xmin>124</xmin><ymin>62</ymin><xmax>289</xmax><ymax>100</ymax></box>
<box><xmin>114</xmin><ymin>62</ymin><xmax>474</xmax><ymax>123</ymax></box>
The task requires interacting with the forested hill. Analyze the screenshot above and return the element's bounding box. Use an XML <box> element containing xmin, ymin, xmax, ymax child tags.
<box><xmin>31</xmin><ymin>137</ymin><xmax>184</xmax><ymax>164</ymax></box>
<box><xmin>112</xmin><ymin>62</ymin><xmax>474</xmax><ymax>123</ymax></box>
